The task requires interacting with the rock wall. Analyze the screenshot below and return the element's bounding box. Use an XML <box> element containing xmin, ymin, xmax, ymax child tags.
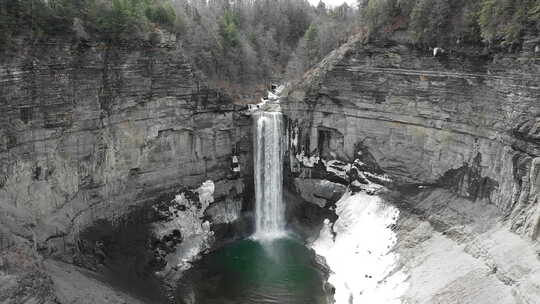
<box><xmin>283</xmin><ymin>38</ymin><xmax>540</xmax><ymax>240</ymax></box>
<box><xmin>0</xmin><ymin>40</ymin><xmax>252</xmax><ymax>250</ymax></box>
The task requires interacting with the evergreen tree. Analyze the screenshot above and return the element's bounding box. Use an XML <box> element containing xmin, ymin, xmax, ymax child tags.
<box><xmin>219</xmin><ymin>10</ymin><xmax>240</xmax><ymax>49</ymax></box>
<box><xmin>305</xmin><ymin>24</ymin><xmax>320</xmax><ymax>66</ymax></box>
<box><xmin>0</xmin><ymin>0</ymin><xmax>357</xmax><ymax>93</ymax></box>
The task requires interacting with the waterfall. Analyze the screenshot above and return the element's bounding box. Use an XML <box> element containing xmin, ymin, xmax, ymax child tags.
<box><xmin>253</xmin><ymin>111</ymin><xmax>285</xmax><ymax>239</ymax></box>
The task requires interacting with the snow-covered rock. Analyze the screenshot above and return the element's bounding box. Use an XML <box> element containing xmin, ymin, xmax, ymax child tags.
<box><xmin>296</xmin><ymin>151</ymin><xmax>320</xmax><ymax>167</ymax></box>
<box><xmin>312</xmin><ymin>192</ymin><xmax>408</xmax><ymax>304</ymax></box>
<box><xmin>247</xmin><ymin>84</ymin><xmax>284</xmax><ymax>113</ymax></box>
<box><xmin>322</xmin><ymin>159</ymin><xmax>351</xmax><ymax>179</ymax></box>
<box><xmin>195</xmin><ymin>180</ymin><xmax>215</xmax><ymax>207</ymax></box>
<box><xmin>152</xmin><ymin>180</ymin><xmax>216</xmax><ymax>273</ymax></box>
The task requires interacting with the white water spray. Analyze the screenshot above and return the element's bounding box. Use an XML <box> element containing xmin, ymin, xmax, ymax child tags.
<box><xmin>253</xmin><ymin>111</ymin><xmax>285</xmax><ymax>239</ymax></box>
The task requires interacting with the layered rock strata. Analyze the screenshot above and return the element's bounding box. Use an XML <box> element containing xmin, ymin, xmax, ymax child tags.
<box><xmin>284</xmin><ymin>37</ymin><xmax>540</xmax><ymax>240</ymax></box>
<box><xmin>0</xmin><ymin>40</ymin><xmax>252</xmax><ymax>253</ymax></box>
<box><xmin>283</xmin><ymin>37</ymin><xmax>540</xmax><ymax>303</ymax></box>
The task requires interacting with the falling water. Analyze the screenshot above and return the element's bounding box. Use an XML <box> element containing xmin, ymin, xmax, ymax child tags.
<box><xmin>253</xmin><ymin>111</ymin><xmax>285</xmax><ymax>239</ymax></box>
<box><xmin>177</xmin><ymin>111</ymin><xmax>329</xmax><ymax>304</ymax></box>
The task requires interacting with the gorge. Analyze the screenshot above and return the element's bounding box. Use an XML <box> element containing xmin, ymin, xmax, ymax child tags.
<box><xmin>1</xmin><ymin>10</ymin><xmax>540</xmax><ymax>304</ymax></box>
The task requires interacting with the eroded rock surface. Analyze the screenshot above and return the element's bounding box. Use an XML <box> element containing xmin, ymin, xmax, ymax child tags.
<box><xmin>283</xmin><ymin>37</ymin><xmax>540</xmax><ymax>303</ymax></box>
<box><xmin>0</xmin><ymin>40</ymin><xmax>252</xmax><ymax>250</ymax></box>
<box><xmin>284</xmin><ymin>37</ymin><xmax>540</xmax><ymax>240</ymax></box>
<box><xmin>0</xmin><ymin>40</ymin><xmax>252</xmax><ymax>303</ymax></box>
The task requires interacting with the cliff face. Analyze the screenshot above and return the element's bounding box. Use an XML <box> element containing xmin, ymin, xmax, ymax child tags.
<box><xmin>284</xmin><ymin>38</ymin><xmax>540</xmax><ymax>240</ymax></box>
<box><xmin>283</xmin><ymin>38</ymin><xmax>540</xmax><ymax>303</ymax></box>
<box><xmin>0</xmin><ymin>40</ymin><xmax>252</xmax><ymax>249</ymax></box>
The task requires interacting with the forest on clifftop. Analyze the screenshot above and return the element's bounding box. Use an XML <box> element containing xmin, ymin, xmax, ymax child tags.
<box><xmin>1</xmin><ymin>0</ymin><xmax>538</xmax><ymax>94</ymax></box>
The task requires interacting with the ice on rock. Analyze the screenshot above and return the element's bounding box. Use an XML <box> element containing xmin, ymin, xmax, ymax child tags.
<box><xmin>322</xmin><ymin>159</ymin><xmax>352</xmax><ymax>179</ymax></box>
<box><xmin>296</xmin><ymin>151</ymin><xmax>320</xmax><ymax>168</ymax></box>
<box><xmin>312</xmin><ymin>192</ymin><xmax>408</xmax><ymax>304</ymax></box>
<box><xmin>153</xmin><ymin>180</ymin><xmax>216</xmax><ymax>273</ymax></box>
<box><xmin>268</xmin><ymin>91</ymin><xmax>279</xmax><ymax>100</ymax></box>
<box><xmin>196</xmin><ymin>180</ymin><xmax>215</xmax><ymax>206</ymax></box>
<box><xmin>247</xmin><ymin>84</ymin><xmax>284</xmax><ymax>113</ymax></box>
<box><xmin>291</xmin><ymin>125</ymin><xmax>299</xmax><ymax>148</ymax></box>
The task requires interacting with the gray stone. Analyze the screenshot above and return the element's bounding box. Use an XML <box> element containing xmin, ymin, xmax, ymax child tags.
<box><xmin>294</xmin><ymin>178</ymin><xmax>346</xmax><ymax>208</ymax></box>
<box><xmin>283</xmin><ymin>36</ymin><xmax>540</xmax><ymax>240</ymax></box>
<box><xmin>283</xmin><ymin>36</ymin><xmax>540</xmax><ymax>304</ymax></box>
<box><xmin>0</xmin><ymin>41</ymin><xmax>252</xmax><ymax>251</ymax></box>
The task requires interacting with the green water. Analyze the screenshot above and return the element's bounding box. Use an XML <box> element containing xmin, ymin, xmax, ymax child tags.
<box><xmin>177</xmin><ymin>237</ymin><xmax>329</xmax><ymax>304</ymax></box>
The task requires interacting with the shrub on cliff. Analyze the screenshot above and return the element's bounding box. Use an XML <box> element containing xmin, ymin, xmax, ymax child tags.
<box><xmin>92</xmin><ymin>0</ymin><xmax>150</xmax><ymax>41</ymax></box>
<box><xmin>145</xmin><ymin>2</ymin><xmax>176</xmax><ymax>30</ymax></box>
<box><xmin>218</xmin><ymin>10</ymin><xmax>240</xmax><ymax>50</ymax></box>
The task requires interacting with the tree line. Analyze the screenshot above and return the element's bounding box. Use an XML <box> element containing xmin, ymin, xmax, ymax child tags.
<box><xmin>358</xmin><ymin>0</ymin><xmax>540</xmax><ymax>48</ymax></box>
<box><xmin>1</xmin><ymin>0</ymin><xmax>538</xmax><ymax>95</ymax></box>
<box><xmin>0</xmin><ymin>0</ymin><xmax>179</xmax><ymax>43</ymax></box>
<box><xmin>0</xmin><ymin>0</ymin><xmax>356</xmax><ymax>96</ymax></box>
<box><xmin>175</xmin><ymin>0</ymin><xmax>356</xmax><ymax>92</ymax></box>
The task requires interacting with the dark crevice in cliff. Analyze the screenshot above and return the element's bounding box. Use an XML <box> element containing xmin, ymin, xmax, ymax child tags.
<box><xmin>353</xmin><ymin>142</ymin><xmax>385</xmax><ymax>175</ymax></box>
<box><xmin>437</xmin><ymin>153</ymin><xmax>499</xmax><ymax>203</ymax></box>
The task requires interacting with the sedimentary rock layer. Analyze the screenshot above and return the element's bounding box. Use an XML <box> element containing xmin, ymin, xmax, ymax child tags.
<box><xmin>283</xmin><ymin>38</ymin><xmax>540</xmax><ymax>240</ymax></box>
<box><xmin>0</xmin><ymin>40</ymin><xmax>251</xmax><ymax>249</ymax></box>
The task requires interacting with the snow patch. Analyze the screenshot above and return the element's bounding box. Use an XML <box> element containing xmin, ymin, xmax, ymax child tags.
<box><xmin>312</xmin><ymin>192</ymin><xmax>408</xmax><ymax>304</ymax></box>
<box><xmin>322</xmin><ymin>159</ymin><xmax>351</xmax><ymax>179</ymax></box>
<box><xmin>247</xmin><ymin>99</ymin><xmax>267</xmax><ymax>112</ymax></box>
<box><xmin>195</xmin><ymin>180</ymin><xmax>215</xmax><ymax>206</ymax></box>
<box><xmin>363</xmin><ymin>171</ymin><xmax>392</xmax><ymax>183</ymax></box>
<box><xmin>247</xmin><ymin>84</ymin><xmax>284</xmax><ymax>112</ymax></box>
<box><xmin>296</xmin><ymin>151</ymin><xmax>320</xmax><ymax>167</ymax></box>
<box><xmin>267</xmin><ymin>90</ymin><xmax>281</xmax><ymax>101</ymax></box>
<box><xmin>153</xmin><ymin>180</ymin><xmax>216</xmax><ymax>273</ymax></box>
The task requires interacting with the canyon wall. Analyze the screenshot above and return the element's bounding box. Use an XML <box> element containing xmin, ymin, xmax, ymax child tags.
<box><xmin>0</xmin><ymin>38</ymin><xmax>252</xmax><ymax>250</ymax></box>
<box><xmin>282</xmin><ymin>36</ymin><xmax>540</xmax><ymax>304</ymax></box>
<box><xmin>283</xmin><ymin>37</ymin><xmax>540</xmax><ymax>240</ymax></box>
